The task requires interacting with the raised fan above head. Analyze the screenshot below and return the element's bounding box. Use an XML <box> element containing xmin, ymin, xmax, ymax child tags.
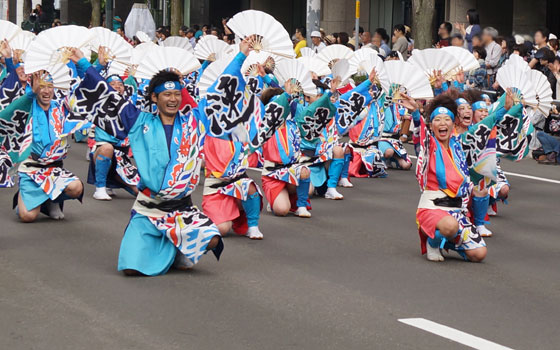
<box><xmin>0</xmin><ymin>19</ymin><xmax>22</xmax><ymax>41</ymax></box>
<box><xmin>525</xmin><ymin>69</ymin><xmax>552</xmax><ymax>115</ymax></box>
<box><xmin>89</xmin><ymin>27</ymin><xmax>133</xmax><ymax>65</ymax></box>
<box><xmin>23</xmin><ymin>25</ymin><xmax>94</xmax><ymax>74</ymax></box>
<box><xmin>274</xmin><ymin>59</ymin><xmax>316</xmax><ymax>97</ymax></box>
<box><xmin>136</xmin><ymin>31</ymin><xmax>152</xmax><ymax>43</ymax></box>
<box><xmin>9</xmin><ymin>31</ymin><xmax>35</xmax><ymax>55</ymax></box>
<box><xmin>162</xmin><ymin>36</ymin><xmax>194</xmax><ymax>53</ymax></box>
<box><xmin>348</xmin><ymin>47</ymin><xmax>389</xmax><ymax>93</ymax></box>
<box><xmin>496</xmin><ymin>63</ymin><xmax>537</xmax><ymax>106</ymax></box>
<box><xmin>316</xmin><ymin>44</ymin><xmax>354</xmax><ymax>69</ymax></box>
<box><xmin>197</xmin><ymin>54</ymin><xmax>236</xmax><ymax>98</ymax></box>
<box><xmin>135</xmin><ymin>46</ymin><xmax>201</xmax><ymax>80</ymax></box>
<box><xmin>441</xmin><ymin>46</ymin><xmax>479</xmax><ymax>73</ymax></box>
<box><xmin>241</xmin><ymin>51</ymin><xmax>281</xmax><ymax>77</ymax></box>
<box><xmin>300</xmin><ymin>47</ymin><xmax>316</xmax><ymax>57</ymax></box>
<box><xmin>297</xmin><ymin>56</ymin><xmax>330</xmax><ymax>77</ymax></box>
<box><xmin>194</xmin><ymin>36</ymin><xmax>230</xmax><ymax>61</ymax></box>
<box><xmin>108</xmin><ymin>42</ymin><xmax>158</xmax><ymax>76</ymax></box>
<box><xmin>384</xmin><ymin>60</ymin><xmax>434</xmax><ymax>100</ymax></box>
<box><xmin>331</xmin><ymin>58</ymin><xmax>352</xmax><ymax>84</ymax></box>
<box><xmin>39</xmin><ymin>63</ymin><xmax>73</xmax><ymax>90</ymax></box>
<box><xmin>504</xmin><ymin>53</ymin><xmax>530</xmax><ymax>72</ymax></box>
<box><xmin>408</xmin><ymin>48</ymin><xmax>460</xmax><ymax>81</ymax></box>
<box><xmin>226</xmin><ymin>10</ymin><xmax>294</xmax><ymax>58</ymax></box>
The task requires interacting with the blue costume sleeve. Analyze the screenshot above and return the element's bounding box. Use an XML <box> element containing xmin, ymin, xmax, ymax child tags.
<box><xmin>92</xmin><ymin>58</ymin><xmax>105</xmax><ymax>73</ymax></box>
<box><xmin>71</xmin><ymin>65</ymin><xmax>140</xmax><ymax>140</ymax></box>
<box><xmin>334</xmin><ymin>79</ymin><xmax>373</xmax><ymax>135</ymax></box>
<box><xmin>262</xmin><ymin>74</ymin><xmax>280</xmax><ymax>88</ymax></box>
<box><xmin>295</xmin><ymin>91</ymin><xmax>336</xmax><ymax>141</ymax></box>
<box><xmin>0</xmin><ymin>70</ymin><xmax>23</xmax><ymax>109</ymax></box>
<box><xmin>5</xmin><ymin>57</ymin><xmax>16</xmax><ymax>74</ymax></box>
<box><xmin>75</xmin><ymin>57</ymin><xmax>92</xmax><ymax>79</ymax></box>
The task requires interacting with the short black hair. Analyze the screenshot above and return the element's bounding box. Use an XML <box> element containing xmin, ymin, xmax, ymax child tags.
<box><xmin>180</xmin><ymin>25</ymin><xmax>188</xmax><ymax>32</ymax></box>
<box><xmin>375</xmin><ymin>28</ymin><xmax>389</xmax><ymax>43</ymax></box>
<box><xmin>147</xmin><ymin>70</ymin><xmax>182</xmax><ymax>98</ymax></box>
<box><xmin>353</xmin><ymin>26</ymin><xmax>364</xmax><ymax>34</ymax></box>
<box><xmin>441</xmin><ymin>22</ymin><xmax>452</xmax><ymax>34</ymax></box>
<box><xmin>467</xmin><ymin>9</ymin><xmax>480</xmax><ymax>25</ymax></box>
<box><xmin>472</xmin><ymin>46</ymin><xmax>487</xmax><ymax>59</ymax></box>
<box><xmin>472</xmin><ymin>34</ymin><xmax>482</xmax><ymax>42</ymax></box>
<box><xmin>425</xmin><ymin>94</ymin><xmax>458</xmax><ymax>120</ymax></box>
<box><xmin>296</xmin><ymin>27</ymin><xmax>306</xmax><ymax>37</ymax></box>
<box><xmin>187</xmin><ymin>29</ymin><xmax>195</xmax><ymax>35</ymax></box>
<box><xmin>535</xmin><ymin>27</ymin><xmax>550</xmax><ymax>42</ymax></box>
<box><xmin>338</xmin><ymin>32</ymin><xmax>349</xmax><ymax>45</ymax></box>
<box><xmin>192</xmin><ymin>24</ymin><xmax>200</xmax><ymax>31</ymax></box>
<box><xmin>450</xmin><ymin>33</ymin><xmax>464</xmax><ymax>41</ymax></box>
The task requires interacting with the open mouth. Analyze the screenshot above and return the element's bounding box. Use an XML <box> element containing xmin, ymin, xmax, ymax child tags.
<box><xmin>437</xmin><ymin>127</ymin><xmax>449</xmax><ymax>139</ymax></box>
<box><xmin>462</xmin><ymin>115</ymin><xmax>471</xmax><ymax>124</ymax></box>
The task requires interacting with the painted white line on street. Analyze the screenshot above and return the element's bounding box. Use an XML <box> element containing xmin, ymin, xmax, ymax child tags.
<box><xmin>407</xmin><ymin>155</ymin><xmax>560</xmax><ymax>185</ymax></box>
<box><xmin>399</xmin><ymin>318</ymin><xmax>515</xmax><ymax>350</ymax></box>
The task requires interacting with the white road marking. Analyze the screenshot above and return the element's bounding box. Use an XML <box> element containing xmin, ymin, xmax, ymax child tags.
<box><xmin>407</xmin><ymin>155</ymin><xmax>560</xmax><ymax>184</ymax></box>
<box><xmin>399</xmin><ymin>318</ymin><xmax>515</xmax><ymax>350</ymax></box>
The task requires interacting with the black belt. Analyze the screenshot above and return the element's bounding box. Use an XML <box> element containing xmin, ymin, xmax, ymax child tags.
<box><xmin>26</xmin><ymin>160</ymin><xmax>64</xmax><ymax>169</ymax></box>
<box><xmin>138</xmin><ymin>195</ymin><xmax>193</xmax><ymax>212</ymax></box>
<box><xmin>209</xmin><ymin>173</ymin><xmax>248</xmax><ymax>189</ymax></box>
<box><xmin>350</xmin><ymin>142</ymin><xmax>377</xmax><ymax>149</ymax></box>
<box><xmin>432</xmin><ymin>196</ymin><xmax>462</xmax><ymax>208</ymax></box>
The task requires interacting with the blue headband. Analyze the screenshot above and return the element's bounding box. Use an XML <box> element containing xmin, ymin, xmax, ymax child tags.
<box><xmin>430</xmin><ymin>106</ymin><xmax>455</xmax><ymax>122</ymax></box>
<box><xmin>481</xmin><ymin>94</ymin><xmax>490</xmax><ymax>100</ymax></box>
<box><xmin>106</xmin><ymin>74</ymin><xmax>123</xmax><ymax>84</ymax></box>
<box><xmin>14</xmin><ymin>62</ymin><xmax>23</xmax><ymax>69</ymax></box>
<box><xmin>455</xmin><ymin>98</ymin><xmax>469</xmax><ymax>106</ymax></box>
<box><xmin>472</xmin><ymin>101</ymin><xmax>488</xmax><ymax>111</ymax></box>
<box><xmin>153</xmin><ymin>81</ymin><xmax>182</xmax><ymax>94</ymax></box>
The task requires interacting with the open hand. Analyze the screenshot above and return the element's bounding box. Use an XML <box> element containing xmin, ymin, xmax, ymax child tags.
<box><xmin>0</xmin><ymin>39</ymin><xmax>12</xmax><ymax>58</ymax></box>
<box><xmin>68</xmin><ymin>48</ymin><xmax>85</xmax><ymax>63</ymax></box>
<box><xmin>398</xmin><ymin>93</ymin><xmax>419</xmax><ymax>113</ymax></box>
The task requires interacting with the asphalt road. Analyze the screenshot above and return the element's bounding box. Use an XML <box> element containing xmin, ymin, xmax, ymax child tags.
<box><xmin>0</xmin><ymin>141</ymin><xmax>558</xmax><ymax>350</ymax></box>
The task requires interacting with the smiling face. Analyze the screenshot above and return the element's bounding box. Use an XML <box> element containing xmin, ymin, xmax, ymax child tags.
<box><xmin>36</xmin><ymin>84</ymin><xmax>54</xmax><ymax>110</ymax></box>
<box><xmin>109</xmin><ymin>80</ymin><xmax>125</xmax><ymax>95</ymax></box>
<box><xmin>16</xmin><ymin>66</ymin><xmax>29</xmax><ymax>84</ymax></box>
<box><xmin>473</xmin><ymin>109</ymin><xmax>488</xmax><ymax>123</ymax></box>
<box><xmin>152</xmin><ymin>89</ymin><xmax>182</xmax><ymax>118</ymax></box>
<box><xmin>456</xmin><ymin>104</ymin><xmax>473</xmax><ymax>128</ymax></box>
<box><xmin>432</xmin><ymin>114</ymin><xmax>454</xmax><ymax>144</ymax></box>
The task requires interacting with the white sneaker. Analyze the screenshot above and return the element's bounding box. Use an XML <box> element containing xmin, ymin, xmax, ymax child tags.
<box><xmin>426</xmin><ymin>244</ymin><xmax>444</xmax><ymax>262</ymax></box>
<box><xmin>487</xmin><ymin>206</ymin><xmax>497</xmax><ymax>216</ymax></box>
<box><xmin>93</xmin><ymin>187</ymin><xmax>112</xmax><ymax>201</ymax></box>
<box><xmin>86</xmin><ymin>149</ymin><xmax>91</xmax><ymax>161</ymax></box>
<box><xmin>246</xmin><ymin>226</ymin><xmax>264</xmax><ymax>240</ymax></box>
<box><xmin>48</xmin><ymin>202</ymin><xmax>64</xmax><ymax>220</ymax></box>
<box><xmin>266</xmin><ymin>203</ymin><xmax>272</xmax><ymax>212</ymax></box>
<box><xmin>477</xmin><ymin>225</ymin><xmax>493</xmax><ymax>237</ymax></box>
<box><xmin>172</xmin><ymin>253</ymin><xmax>194</xmax><ymax>271</ymax></box>
<box><xmin>106</xmin><ymin>188</ymin><xmax>116</xmax><ymax>196</ymax></box>
<box><xmin>338</xmin><ymin>177</ymin><xmax>353</xmax><ymax>188</ymax></box>
<box><xmin>294</xmin><ymin>207</ymin><xmax>311</xmax><ymax>218</ymax></box>
<box><xmin>325</xmin><ymin>187</ymin><xmax>344</xmax><ymax>200</ymax></box>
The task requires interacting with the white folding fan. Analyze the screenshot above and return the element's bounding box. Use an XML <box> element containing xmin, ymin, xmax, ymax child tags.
<box><xmin>297</xmin><ymin>56</ymin><xmax>330</xmax><ymax>77</ymax></box>
<box><xmin>441</xmin><ymin>46</ymin><xmax>479</xmax><ymax>73</ymax></box>
<box><xmin>504</xmin><ymin>53</ymin><xmax>530</xmax><ymax>72</ymax></box>
<box><xmin>526</xmin><ymin>69</ymin><xmax>552</xmax><ymax>115</ymax></box>
<box><xmin>0</xmin><ymin>19</ymin><xmax>22</xmax><ymax>41</ymax></box>
<box><xmin>226</xmin><ymin>10</ymin><xmax>294</xmax><ymax>58</ymax></box>
<box><xmin>135</xmin><ymin>46</ymin><xmax>201</xmax><ymax>80</ymax></box>
<box><xmin>9</xmin><ymin>31</ymin><xmax>35</xmax><ymax>55</ymax></box>
<box><xmin>108</xmin><ymin>42</ymin><xmax>158</xmax><ymax>76</ymax></box>
<box><xmin>89</xmin><ymin>27</ymin><xmax>133</xmax><ymax>65</ymax></box>
<box><xmin>23</xmin><ymin>25</ymin><xmax>94</xmax><ymax>74</ymax></box>
<box><xmin>316</xmin><ymin>44</ymin><xmax>354</xmax><ymax>69</ymax></box>
<box><xmin>42</xmin><ymin>63</ymin><xmax>73</xmax><ymax>90</ymax></box>
<box><xmin>331</xmin><ymin>58</ymin><xmax>352</xmax><ymax>84</ymax></box>
<box><xmin>408</xmin><ymin>48</ymin><xmax>460</xmax><ymax>82</ymax></box>
<box><xmin>241</xmin><ymin>51</ymin><xmax>280</xmax><ymax>77</ymax></box>
<box><xmin>162</xmin><ymin>36</ymin><xmax>194</xmax><ymax>53</ymax></box>
<box><xmin>384</xmin><ymin>60</ymin><xmax>434</xmax><ymax>100</ymax></box>
<box><xmin>198</xmin><ymin>54</ymin><xmax>236</xmax><ymax>98</ymax></box>
<box><xmin>348</xmin><ymin>47</ymin><xmax>390</xmax><ymax>93</ymax></box>
<box><xmin>136</xmin><ymin>31</ymin><xmax>152</xmax><ymax>43</ymax></box>
<box><xmin>195</xmin><ymin>36</ymin><xmax>230</xmax><ymax>61</ymax></box>
<box><xmin>300</xmin><ymin>47</ymin><xmax>316</xmax><ymax>57</ymax></box>
<box><xmin>496</xmin><ymin>63</ymin><xmax>537</xmax><ymax>107</ymax></box>
<box><xmin>274</xmin><ymin>59</ymin><xmax>316</xmax><ymax>97</ymax></box>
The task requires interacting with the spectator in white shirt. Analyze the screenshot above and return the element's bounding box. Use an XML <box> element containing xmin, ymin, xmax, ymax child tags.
<box><xmin>482</xmin><ymin>27</ymin><xmax>501</xmax><ymax>85</ymax></box>
<box><xmin>311</xmin><ymin>31</ymin><xmax>326</xmax><ymax>53</ymax></box>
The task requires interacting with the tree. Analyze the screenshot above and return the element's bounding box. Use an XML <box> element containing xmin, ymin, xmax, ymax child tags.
<box><xmin>90</xmin><ymin>0</ymin><xmax>102</xmax><ymax>27</ymax></box>
<box><xmin>170</xmin><ymin>0</ymin><xmax>183</xmax><ymax>36</ymax></box>
<box><xmin>411</xmin><ymin>0</ymin><xmax>435</xmax><ymax>49</ymax></box>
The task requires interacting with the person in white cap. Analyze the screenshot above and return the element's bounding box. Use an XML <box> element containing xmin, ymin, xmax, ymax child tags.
<box><xmin>311</xmin><ymin>31</ymin><xmax>326</xmax><ymax>54</ymax></box>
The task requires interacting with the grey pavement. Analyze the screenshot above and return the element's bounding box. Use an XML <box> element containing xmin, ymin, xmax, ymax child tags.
<box><xmin>0</xmin><ymin>141</ymin><xmax>558</xmax><ymax>350</ymax></box>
